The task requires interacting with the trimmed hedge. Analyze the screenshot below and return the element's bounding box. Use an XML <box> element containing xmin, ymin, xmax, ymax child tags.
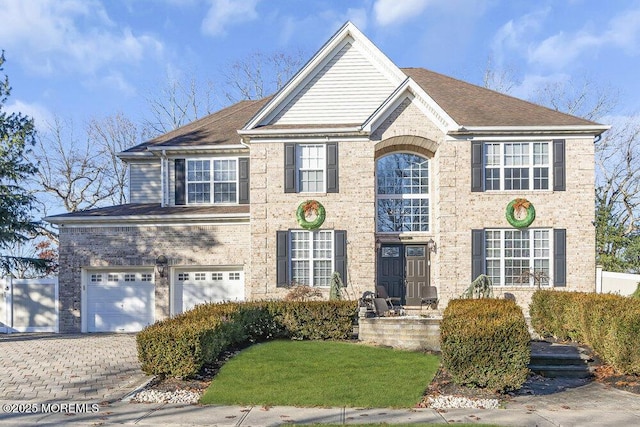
<box><xmin>441</xmin><ymin>299</ymin><xmax>530</xmax><ymax>392</ymax></box>
<box><xmin>137</xmin><ymin>300</ymin><xmax>357</xmax><ymax>378</ymax></box>
<box><xmin>530</xmin><ymin>290</ymin><xmax>640</xmax><ymax>374</ymax></box>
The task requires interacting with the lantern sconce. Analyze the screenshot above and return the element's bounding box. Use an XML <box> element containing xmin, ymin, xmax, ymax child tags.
<box><xmin>427</xmin><ymin>238</ymin><xmax>437</xmax><ymax>254</ymax></box>
<box><xmin>155</xmin><ymin>255</ymin><xmax>169</xmax><ymax>278</ymax></box>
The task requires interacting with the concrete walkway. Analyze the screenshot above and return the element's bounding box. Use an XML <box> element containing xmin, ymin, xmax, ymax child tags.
<box><xmin>0</xmin><ymin>333</ymin><xmax>149</xmax><ymax>403</ymax></box>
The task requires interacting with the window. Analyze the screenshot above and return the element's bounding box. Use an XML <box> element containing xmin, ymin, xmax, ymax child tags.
<box><xmin>484</xmin><ymin>142</ymin><xmax>550</xmax><ymax>191</ymax></box>
<box><xmin>297</xmin><ymin>144</ymin><xmax>325</xmax><ymax>192</ymax></box>
<box><xmin>194</xmin><ymin>272</ymin><xmax>207</xmax><ymax>281</ymax></box>
<box><xmin>376</xmin><ymin>153</ymin><xmax>429</xmax><ymax>232</ymax></box>
<box><xmin>212</xmin><ymin>272</ymin><xmax>223</xmax><ymax>281</ymax></box>
<box><xmin>141</xmin><ymin>273</ymin><xmax>153</xmax><ymax>282</ymax></box>
<box><xmin>485</xmin><ymin>229</ymin><xmax>551</xmax><ymax>286</ymax></box>
<box><xmin>124</xmin><ymin>274</ymin><xmax>136</xmax><ymax>282</ymax></box>
<box><xmin>186</xmin><ymin>159</ymin><xmax>237</xmax><ymax>204</ymax></box>
<box><xmin>229</xmin><ymin>272</ymin><xmax>241</xmax><ymax>281</ymax></box>
<box><xmin>107</xmin><ymin>274</ymin><xmax>119</xmax><ymax>282</ymax></box>
<box><xmin>290</xmin><ymin>230</ymin><xmax>333</xmax><ymax>287</ymax></box>
<box><xmin>90</xmin><ymin>274</ymin><xmax>102</xmax><ymax>283</ymax></box>
<box><xmin>177</xmin><ymin>273</ymin><xmax>189</xmax><ymax>281</ymax></box>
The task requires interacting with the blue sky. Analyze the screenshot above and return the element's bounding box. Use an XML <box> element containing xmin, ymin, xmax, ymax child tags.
<box><xmin>2</xmin><ymin>0</ymin><xmax>640</xmax><ymax>133</ymax></box>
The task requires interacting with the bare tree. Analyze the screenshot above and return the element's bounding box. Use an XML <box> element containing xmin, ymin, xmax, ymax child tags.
<box><xmin>482</xmin><ymin>56</ymin><xmax>518</xmax><ymax>95</ymax></box>
<box><xmin>33</xmin><ymin>116</ymin><xmax>115</xmax><ymax>212</ymax></box>
<box><xmin>143</xmin><ymin>74</ymin><xmax>217</xmax><ymax>136</ymax></box>
<box><xmin>222</xmin><ymin>49</ymin><xmax>305</xmax><ymax>103</ymax></box>
<box><xmin>87</xmin><ymin>112</ymin><xmax>139</xmax><ymax>205</ymax></box>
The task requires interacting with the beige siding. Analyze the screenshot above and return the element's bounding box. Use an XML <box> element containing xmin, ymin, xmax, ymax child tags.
<box><xmin>269</xmin><ymin>42</ymin><xmax>397</xmax><ymax>125</ymax></box>
<box><xmin>130</xmin><ymin>162</ymin><xmax>161</xmax><ymax>204</ymax></box>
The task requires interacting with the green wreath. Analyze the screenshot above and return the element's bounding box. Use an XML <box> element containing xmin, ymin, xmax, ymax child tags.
<box><xmin>296</xmin><ymin>200</ymin><xmax>326</xmax><ymax>230</ymax></box>
<box><xmin>505</xmin><ymin>198</ymin><xmax>535</xmax><ymax>228</ymax></box>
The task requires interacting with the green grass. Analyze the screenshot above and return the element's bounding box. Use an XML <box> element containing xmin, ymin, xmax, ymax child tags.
<box><xmin>200</xmin><ymin>340</ymin><xmax>440</xmax><ymax>408</ymax></box>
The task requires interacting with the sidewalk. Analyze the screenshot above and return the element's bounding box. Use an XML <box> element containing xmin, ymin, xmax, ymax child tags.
<box><xmin>2</xmin><ymin>381</ymin><xmax>640</xmax><ymax>426</ymax></box>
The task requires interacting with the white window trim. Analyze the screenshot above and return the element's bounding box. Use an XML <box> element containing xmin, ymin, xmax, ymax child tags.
<box><xmin>484</xmin><ymin>141</ymin><xmax>552</xmax><ymax>192</ymax></box>
<box><xmin>289</xmin><ymin>230</ymin><xmax>334</xmax><ymax>287</ymax></box>
<box><xmin>296</xmin><ymin>144</ymin><xmax>327</xmax><ymax>194</ymax></box>
<box><xmin>375</xmin><ymin>153</ymin><xmax>430</xmax><ymax>234</ymax></box>
<box><xmin>185</xmin><ymin>157</ymin><xmax>239</xmax><ymax>205</ymax></box>
<box><xmin>485</xmin><ymin>228</ymin><xmax>554</xmax><ymax>287</ymax></box>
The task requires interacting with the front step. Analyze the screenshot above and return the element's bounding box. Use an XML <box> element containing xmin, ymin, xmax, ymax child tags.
<box><xmin>528</xmin><ymin>341</ymin><xmax>597</xmax><ymax>379</ymax></box>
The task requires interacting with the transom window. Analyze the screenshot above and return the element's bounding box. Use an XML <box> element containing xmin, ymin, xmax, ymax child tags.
<box><xmin>485</xmin><ymin>142</ymin><xmax>550</xmax><ymax>191</ymax></box>
<box><xmin>376</xmin><ymin>153</ymin><xmax>430</xmax><ymax>232</ymax></box>
<box><xmin>297</xmin><ymin>144</ymin><xmax>326</xmax><ymax>192</ymax></box>
<box><xmin>186</xmin><ymin>158</ymin><xmax>238</xmax><ymax>204</ymax></box>
<box><xmin>290</xmin><ymin>230</ymin><xmax>333</xmax><ymax>287</ymax></box>
<box><xmin>485</xmin><ymin>229</ymin><xmax>551</xmax><ymax>286</ymax></box>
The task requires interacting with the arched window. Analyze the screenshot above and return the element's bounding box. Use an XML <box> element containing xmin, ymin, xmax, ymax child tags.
<box><xmin>376</xmin><ymin>153</ymin><xmax>429</xmax><ymax>232</ymax></box>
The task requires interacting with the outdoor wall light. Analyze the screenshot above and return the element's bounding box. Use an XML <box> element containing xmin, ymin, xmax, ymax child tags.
<box><xmin>155</xmin><ymin>255</ymin><xmax>169</xmax><ymax>278</ymax></box>
<box><xmin>427</xmin><ymin>238</ymin><xmax>437</xmax><ymax>253</ymax></box>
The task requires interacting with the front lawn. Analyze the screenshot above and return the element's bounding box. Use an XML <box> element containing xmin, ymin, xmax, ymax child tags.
<box><xmin>200</xmin><ymin>340</ymin><xmax>440</xmax><ymax>408</ymax></box>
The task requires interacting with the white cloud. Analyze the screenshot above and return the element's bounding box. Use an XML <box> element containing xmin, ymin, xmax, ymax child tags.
<box><xmin>509</xmin><ymin>73</ymin><xmax>570</xmax><ymax>101</ymax></box>
<box><xmin>201</xmin><ymin>0</ymin><xmax>260</xmax><ymax>37</ymax></box>
<box><xmin>490</xmin><ymin>8</ymin><xmax>549</xmax><ymax>67</ymax></box>
<box><xmin>0</xmin><ymin>0</ymin><xmax>164</xmax><ymax>76</ymax></box>
<box><xmin>373</xmin><ymin>0</ymin><xmax>432</xmax><ymax>27</ymax></box>
<box><xmin>5</xmin><ymin>100</ymin><xmax>55</xmax><ymax>131</ymax></box>
<box><xmin>528</xmin><ymin>8</ymin><xmax>640</xmax><ymax>69</ymax></box>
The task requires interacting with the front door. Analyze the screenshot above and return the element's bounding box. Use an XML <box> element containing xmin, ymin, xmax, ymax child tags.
<box><xmin>377</xmin><ymin>244</ymin><xmax>429</xmax><ymax>306</ymax></box>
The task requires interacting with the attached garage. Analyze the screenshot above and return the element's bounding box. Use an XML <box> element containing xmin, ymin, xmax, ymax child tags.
<box><xmin>172</xmin><ymin>268</ymin><xmax>245</xmax><ymax>315</ymax></box>
<box><xmin>83</xmin><ymin>270</ymin><xmax>155</xmax><ymax>332</ymax></box>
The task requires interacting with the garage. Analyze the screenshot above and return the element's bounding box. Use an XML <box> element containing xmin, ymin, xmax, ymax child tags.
<box><xmin>84</xmin><ymin>270</ymin><xmax>155</xmax><ymax>333</ymax></box>
<box><xmin>172</xmin><ymin>268</ymin><xmax>245</xmax><ymax>315</ymax></box>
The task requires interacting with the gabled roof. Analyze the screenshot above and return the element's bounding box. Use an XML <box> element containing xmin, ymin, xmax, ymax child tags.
<box><xmin>121</xmin><ymin>97</ymin><xmax>271</xmax><ymax>155</ymax></box>
<box><xmin>403</xmin><ymin>68</ymin><xmax>598</xmax><ymax>128</ymax></box>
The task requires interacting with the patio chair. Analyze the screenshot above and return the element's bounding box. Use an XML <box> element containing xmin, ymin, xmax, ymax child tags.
<box><xmin>376</xmin><ymin>285</ymin><xmax>402</xmax><ymax>309</ymax></box>
<box><xmin>422</xmin><ymin>285</ymin><xmax>438</xmax><ymax>308</ymax></box>
<box><xmin>373</xmin><ymin>297</ymin><xmax>392</xmax><ymax>316</ymax></box>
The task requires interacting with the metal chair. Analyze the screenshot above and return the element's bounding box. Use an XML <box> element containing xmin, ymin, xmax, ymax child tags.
<box><xmin>376</xmin><ymin>285</ymin><xmax>402</xmax><ymax>308</ymax></box>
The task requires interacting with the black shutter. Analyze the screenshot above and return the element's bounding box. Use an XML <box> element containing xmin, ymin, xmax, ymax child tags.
<box><xmin>471</xmin><ymin>229</ymin><xmax>485</xmax><ymax>280</ymax></box>
<box><xmin>334</xmin><ymin>230</ymin><xmax>347</xmax><ymax>286</ymax></box>
<box><xmin>471</xmin><ymin>141</ymin><xmax>483</xmax><ymax>192</ymax></box>
<box><xmin>554</xmin><ymin>229</ymin><xmax>566</xmax><ymax>287</ymax></box>
<box><xmin>553</xmin><ymin>139</ymin><xmax>566</xmax><ymax>191</ymax></box>
<box><xmin>326</xmin><ymin>143</ymin><xmax>339</xmax><ymax>193</ymax></box>
<box><xmin>238</xmin><ymin>157</ymin><xmax>250</xmax><ymax>204</ymax></box>
<box><xmin>175</xmin><ymin>159</ymin><xmax>186</xmax><ymax>205</ymax></box>
<box><xmin>284</xmin><ymin>143</ymin><xmax>296</xmax><ymax>193</ymax></box>
<box><xmin>276</xmin><ymin>231</ymin><xmax>290</xmax><ymax>287</ymax></box>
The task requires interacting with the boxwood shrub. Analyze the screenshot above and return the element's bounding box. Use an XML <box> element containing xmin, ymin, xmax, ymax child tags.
<box><xmin>136</xmin><ymin>300</ymin><xmax>357</xmax><ymax>378</ymax></box>
<box><xmin>441</xmin><ymin>298</ymin><xmax>530</xmax><ymax>392</ymax></box>
<box><xmin>530</xmin><ymin>290</ymin><xmax>640</xmax><ymax>374</ymax></box>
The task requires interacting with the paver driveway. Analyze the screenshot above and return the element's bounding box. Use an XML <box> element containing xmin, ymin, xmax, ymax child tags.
<box><xmin>0</xmin><ymin>333</ymin><xmax>149</xmax><ymax>403</ymax></box>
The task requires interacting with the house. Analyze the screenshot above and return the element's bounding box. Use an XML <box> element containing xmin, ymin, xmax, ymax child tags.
<box><xmin>46</xmin><ymin>22</ymin><xmax>608</xmax><ymax>333</ymax></box>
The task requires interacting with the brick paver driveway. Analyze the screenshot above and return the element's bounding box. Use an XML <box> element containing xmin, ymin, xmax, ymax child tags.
<box><xmin>0</xmin><ymin>334</ymin><xmax>149</xmax><ymax>403</ymax></box>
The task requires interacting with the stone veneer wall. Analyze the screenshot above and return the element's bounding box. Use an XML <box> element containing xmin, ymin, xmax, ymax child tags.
<box><xmin>247</xmin><ymin>94</ymin><xmax>597</xmax><ymax>315</ymax></box>
<box><xmin>358</xmin><ymin>317</ymin><xmax>441</xmax><ymax>351</ymax></box>
<box><xmin>57</xmin><ymin>223</ymin><xmax>249</xmax><ymax>333</ymax></box>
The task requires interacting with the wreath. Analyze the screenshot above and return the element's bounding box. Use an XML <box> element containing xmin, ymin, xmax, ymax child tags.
<box><xmin>296</xmin><ymin>200</ymin><xmax>326</xmax><ymax>230</ymax></box>
<box><xmin>505</xmin><ymin>198</ymin><xmax>535</xmax><ymax>228</ymax></box>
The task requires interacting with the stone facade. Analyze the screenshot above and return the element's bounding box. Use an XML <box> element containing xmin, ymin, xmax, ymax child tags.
<box><xmin>57</xmin><ymin>223</ymin><xmax>249</xmax><ymax>333</ymax></box>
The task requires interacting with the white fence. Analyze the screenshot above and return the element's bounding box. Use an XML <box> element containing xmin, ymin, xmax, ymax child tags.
<box><xmin>0</xmin><ymin>277</ymin><xmax>58</xmax><ymax>333</ymax></box>
<box><xmin>596</xmin><ymin>266</ymin><xmax>640</xmax><ymax>296</ymax></box>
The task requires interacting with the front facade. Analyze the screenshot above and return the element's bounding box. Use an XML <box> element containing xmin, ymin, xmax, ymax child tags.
<box><xmin>47</xmin><ymin>23</ymin><xmax>608</xmax><ymax>333</ymax></box>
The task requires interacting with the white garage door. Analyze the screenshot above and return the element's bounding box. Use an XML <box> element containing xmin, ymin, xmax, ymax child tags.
<box><xmin>85</xmin><ymin>271</ymin><xmax>155</xmax><ymax>332</ymax></box>
<box><xmin>172</xmin><ymin>269</ymin><xmax>244</xmax><ymax>315</ymax></box>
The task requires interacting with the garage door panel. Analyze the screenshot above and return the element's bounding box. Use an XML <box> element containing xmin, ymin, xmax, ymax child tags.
<box><xmin>85</xmin><ymin>272</ymin><xmax>155</xmax><ymax>333</ymax></box>
<box><xmin>173</xmin><ymin>270</ymin><xmax>244</xmax><ymax>315</ymax></box>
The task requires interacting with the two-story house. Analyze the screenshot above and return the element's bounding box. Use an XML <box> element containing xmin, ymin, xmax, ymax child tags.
<box><xmin>47</xmin><ymin>22</ymin><xmax>608</xmax><ymax>333</ymax></box>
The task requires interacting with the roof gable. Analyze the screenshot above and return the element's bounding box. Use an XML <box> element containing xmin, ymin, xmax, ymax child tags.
<box><xmin>243</xmin><ymin>22</ymin><xmax>406</xmax><ymax>130</ymax></box>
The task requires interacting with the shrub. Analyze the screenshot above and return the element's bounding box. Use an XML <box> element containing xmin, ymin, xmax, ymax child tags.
<box><xmin>441</xmin><ymin>298</ymin><xmax>530</xmax><ymax>392</ymax></box>
<box><xmin>530</xmin><ymin>290</ymin><xmax>640</xmax><ymax>375</ymax></box>
<box><xmin>136</xmin><ymin>300</ymin><xmax>358</xmax><ymax>378</ymax></box>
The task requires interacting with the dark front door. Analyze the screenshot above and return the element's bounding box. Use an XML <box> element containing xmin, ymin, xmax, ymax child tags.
<box><xmin>377</xmin><ymin>245</ymin><xmax>405</xmax><ymax>304</ymax></box>
<box><xmin>377</xmin><ymin>244</ymin><xmax>429</xmax><ymax>306</ymax></box>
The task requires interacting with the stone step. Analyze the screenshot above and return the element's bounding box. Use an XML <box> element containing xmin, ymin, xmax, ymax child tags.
<box><xmin>530</xmin><ymin>352</ymin><xmax>591</xmax><ymax>366</ymax></box>
<box><xmin>528</xmin><ymin>364</ymin><xmax>595</xmax><ymax>379</ymax></box>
